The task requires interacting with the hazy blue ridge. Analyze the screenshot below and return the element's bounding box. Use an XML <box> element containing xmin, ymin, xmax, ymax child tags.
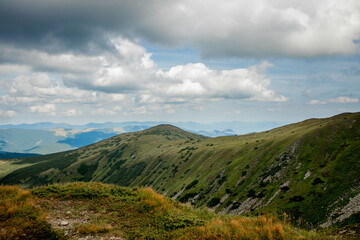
<box><xmin>0</xmin><ymin>121</ymin><xmax>286</xmax><ymax>154</ymax></box>
<box><xmin>0</xmin><ymin>151</ymin><xmax>40</xmax><ymax>159</ymax></box>
<box><xmin>58</xmin><ymin>131</ymin><xmax>118</xmax><ymax>148</ymax></box>
<box><xmin>0</xmin><ymin>121</ymin><xmax>286</xmax><ymax>134</ymax></box>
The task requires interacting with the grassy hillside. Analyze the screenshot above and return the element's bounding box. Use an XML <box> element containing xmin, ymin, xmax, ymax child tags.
<box><xmin>0</xmin><ymin>182</ymin><xmax>333</xmax><ymax>239</ymax></box>
<box><xmin>1</xmin><ymin>113</ymin><xmax>359</xmax><ymax>229</ymax></box>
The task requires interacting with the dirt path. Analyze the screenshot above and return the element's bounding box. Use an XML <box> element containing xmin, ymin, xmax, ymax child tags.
<box><xmin>37</xmin><ymin>199</ymin><xmax>124</xmax><ymax>240</ymax></box>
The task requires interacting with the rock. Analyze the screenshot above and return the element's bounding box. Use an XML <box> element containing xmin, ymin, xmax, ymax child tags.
<box><xmin>65</xmin><ymin>211</ymin><xmax>71</xmax><ymax>216</ymax></box>
<box><xmin>59</xmin><ymin>221</ymin><xmax>69</xmax><ymax>226</ymax></box>
<box><xmin>220</xmin><ymin>194</ymin><xmax>230</xmax><ymax>203</ymax></box>
<box><xmin>303</xmin><ymin>170</ymin><xmax>311</xmax><ymax>180</ymax></box>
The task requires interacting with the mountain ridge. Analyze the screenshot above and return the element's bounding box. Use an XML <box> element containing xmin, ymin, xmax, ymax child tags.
<box><xmin>0</xmin><ymin>112</ymin><xmax>359</xmax><ymax>229</ymax></box>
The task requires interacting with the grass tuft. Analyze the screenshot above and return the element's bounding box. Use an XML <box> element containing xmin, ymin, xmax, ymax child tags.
<box><xmin>77</xmin><ymin>223</ymin><xmax>112</xmax><ymax>235</ymax></box>
<box><xmin>174</xmin><ymin>214</ymin><xmax>321</xmax><ymax>240</ymax></box>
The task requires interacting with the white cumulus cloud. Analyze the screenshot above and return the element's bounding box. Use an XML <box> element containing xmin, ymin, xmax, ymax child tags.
<box><xmin>160</xmin><ymin>61</ymin><xmax>287</xmax><ymax>102</ymax></box>
<box><xmin>29</xmin><ymin>104</ymin><xmax>56</xmax><ymax>115</ymax></box>
<box><xmin>1</xmin><ymin>38</ymin><xmax>286</xmax><ymax>111</ymax></box>
<box><xmin>0</xmin><ymin>110</ymin><xmax>16</xmax><ymax>118</ymax></box>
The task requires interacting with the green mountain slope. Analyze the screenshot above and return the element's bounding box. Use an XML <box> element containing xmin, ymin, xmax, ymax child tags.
<box><xmin>1</xmin><ymin>113</ymin><xmax>359</xmax><ymax>228</ymax></box>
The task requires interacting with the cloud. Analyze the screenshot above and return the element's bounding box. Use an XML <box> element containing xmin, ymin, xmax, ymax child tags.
<box><xmin>63</xmin><ymin>109</ymin><xmax>82</xmax><ymax>116</ymax></box>
<box><xmin>29</xmin><ymin>104</ymin><xmax>56</xmax><ymax>115</ymax></box>
<box><xmin>0</xmin><ymin>38</ymin><xmax>157</xmax><ymax>93</ymax></box>
<box><xmin>267</xmin><ymin>108</ymin><xmax>283</xmax><ymax>112</ymax></box>
<box><xmin>308</xmin><ymin>96</ymin><xmax>358</xmax><ymax>104</ymax></box>
<box><xmin>0</xmin><ymin>38</ymin><xmax>286</xmax><ymax>113</ymax></box>
<box><xmin>131</xmin><ymin>104</ymin><xmax>176</xmax><ymax>115</ymax></box>
<box><xmin>308</xmin><ymin>100</ymin><xmax>327</xmax><ymax>105</ymax></box>
<box><xmin>0</xmin><ymin>110</ymin><xmax>16</xmax><ymax>118</ymax></box>
<box><xmin>166</xmin><ymin>79</ymin><xmax>206</xmax><ymax>97</ymax></box>
<box><xmin>328</xmin><ymin>96</ymin><xmax>359</xmax><ymax>103</ymax></box>
<box><xmin>0</xmin><ymin>0</ymin><xmax>359</xmax><ymax>58</ymax></box>
<box><xmin>159</xmin><ymin>61</ymin><xmax>287</xmax><ymax>102</ymax></box>
<box><xmin>0</xmin><ymin>45</ymin><xmax>101</xmax><ymax>74</ymax></box>
<box><xmin>0</xmin><ymin>72</ymin><xmax>128</xmax><ymax>105</ymax></box>
<box><xmin>0</xmin><ymin>64</ymin><xmax>30</xmax><ymax>75</ymax></box>
<box><xmin>0</xmin><ymin>70</ymin><xmax>131</xmax><ymax>119</ymax></box>
<box><xmin>90</xmin><ymin>106</ymin><xmax>122</xmax><ymax>116</ymax></box>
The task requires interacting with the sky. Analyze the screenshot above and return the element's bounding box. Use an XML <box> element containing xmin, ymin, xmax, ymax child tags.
<box><xmin>0</xmin><ymin>0</ymin><xmax>359</xmax><ymax>124</ymax></box>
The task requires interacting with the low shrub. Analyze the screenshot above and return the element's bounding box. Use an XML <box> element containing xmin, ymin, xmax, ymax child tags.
<box><xmin>289</xmin><ymin>195</ymin><xmax>305</xmax><ymax>202</ymax></box>
<box><xmin>207</xmin><ymin>197</ymin><xmax>221</xmax><ymax>207</ymax></box>
<box><xmin>0</xmin><ymin>186</ymin><xmax>62</xmax><ymax>240</ymax></box>
<box><xmin>185</xmin><ymin>180</ymin><xmax>199</xmax><ymax>190</ymax></box>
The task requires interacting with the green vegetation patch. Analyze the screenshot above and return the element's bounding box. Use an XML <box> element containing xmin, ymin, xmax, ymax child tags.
<box><xmin>207</xmin><ymin>197</ymin><xmax>221</xmax><ymax>207</ymax></box>
<box><xmin>32</xmin><ymin>182</ymin><xmax>136</xmax><ymax>200</ymax></box>
<box><xmin>105</xmin><ymin>161</ymin><xmax>147</xmax><ymax>186</ymax></box>
<box><xmin>0</xmin><ymin>186</ymin><xmax>63</xmax><ymax>240</ymax></box>
<box><xmin>185</xmin><ymin>180</ymin><xmax>199</xmax><ymax>190</ymax></box>
<box><xmin>0</xmin><ymin>182</ymin><xmax>341</xmax><ymax>239</ymax></box>
<box><xmin>77</xmin><ymin>161</ymin><xmax>99</xmax><ymax>181</ymax></box>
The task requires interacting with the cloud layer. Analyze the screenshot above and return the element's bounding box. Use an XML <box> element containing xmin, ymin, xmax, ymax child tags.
<box><xmin>1</xmin><ymin>0</ymin><xmax>359</xmax><ymax>58</ymax></box>
<box><xmin>0</xmin><ymin>37</ymin><xmax>287</xmax><ymax>117</ymax></box>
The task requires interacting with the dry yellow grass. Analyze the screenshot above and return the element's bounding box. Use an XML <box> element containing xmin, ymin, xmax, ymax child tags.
<box><xmin>77</xmin><ymin>223</ymin><xmax>112</xmax><ymax>235</ymax></box>
<box><xmin>178</xmin><ymin>215</ymin><xmax>307</xmax><ymax>240</ymax></box>
<box><xmin>139</xmin><ymin>187</ymin><xmax>172</xmax><ymax>214</ymax></box>
<box><xmin>0</xmin><ymin>185</ymin><xmax>60</xmax><ymax>239</ymax></box>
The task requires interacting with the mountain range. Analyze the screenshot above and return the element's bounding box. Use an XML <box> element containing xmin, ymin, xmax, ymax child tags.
<box><xmin>0</xmin><ymin>120</ymin><xmax>284</xmax><ymax>132</ymax></box>
<box><xmin>0</xmin><ymin>112</ymin><xmax>359</xmax><ymax>230</ymax></box>
<box><xmin>0</xmin><ymin>121</ymin><xmax>283</xmax><ymax>154</ymax></box>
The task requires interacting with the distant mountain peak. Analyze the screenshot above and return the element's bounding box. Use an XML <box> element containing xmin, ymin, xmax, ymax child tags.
<box><xmin>142</xmin><ymin>124</ymin><xmax>207</xmax><ymax>140</ymax></box>
<box><xmin>146</xmin><ymin>124</ymin><xmax>183</xmax><ymax>131</ymax></box>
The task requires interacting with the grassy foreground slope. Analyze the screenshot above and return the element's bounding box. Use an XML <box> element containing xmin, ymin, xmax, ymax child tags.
<box><xmin>0</xmin><ymin>113</ymin><xmax>359</xmax><ymax>228</ymax></box>
<box><xmin>0</xmin><ymin>182</ymin><xmax>327</xmax><ymax>239</ymax></box>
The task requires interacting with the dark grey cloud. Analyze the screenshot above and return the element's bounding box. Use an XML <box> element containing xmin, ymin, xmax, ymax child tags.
<box><xmin>0</xmin><ymin>0</ymin><xmax>156</xmax><ymax>54</ymax></box>
<box><xmin>1</xmin><ymin>0</ymin><xmax>359</xmax><ymax>58</ymax></box>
